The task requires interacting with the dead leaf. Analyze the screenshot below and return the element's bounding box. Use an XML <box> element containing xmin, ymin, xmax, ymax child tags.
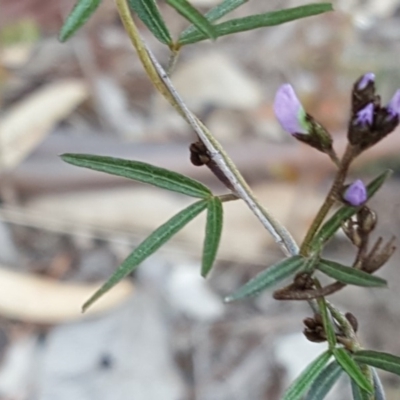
<box><xmin>0</xmin><ymin>79</ymin><xmax>88</xmax><ymax>170</ymax></box>
<box><xmin>0</xmin><ymin>266</ymin><xmax>134</xmax><ymax>323</ymax></box>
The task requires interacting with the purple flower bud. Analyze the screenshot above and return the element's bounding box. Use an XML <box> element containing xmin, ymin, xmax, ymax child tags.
<box><xmin>357</xmin><ymin>73</ymin><xmax>375</xmax><ymax>90</ymax></box>
<box><xmin>344</xmin><ymin>180</ymin><xmax>367</xmax><ymax>206</ymax></box>
<box><xmin>274</xmin><ymin>84</ymin><xmax>308</xmax><ymax>135</ymax></box>
<box><xmin>386</xmin><ymin>89</ymin><xmax>400</xmax><ymax>117</ymax></box>
<box><xmin>356</xmin><ymin>103</ymin><xmax>374</xmax><ymax>126</ymax></box>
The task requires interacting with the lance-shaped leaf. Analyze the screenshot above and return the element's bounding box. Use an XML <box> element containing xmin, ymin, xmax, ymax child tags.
<box><xmin>333</xmin><ymin>348</ymin><xmax>373</xmax><ymax>394</ymax></box>
<box><xmin>179</xmin><ymin>3</ymin><xmax>333</xmax><ymax>45</ymax></box>
<box><xmin>224</xmin><ymin>255</ymin><xmax>304</xmax><ymax>302</ymax></box>
<box><xmin>354</xmin><ymin>350</ymin><xmax>400</xmax><ymax>376</ymax></box>
<box><xmin>282</xmin><ymin>351</ymin><xmax>332</xmax><ymax>400</ymax></box>
<box><xmin>317</xmin><ymin>259</ymin><xmax>387</xmax><ymax>288</ymax></box>
<box><xmin>61</xmin><ymin>154</ymin><xmax>212</xmax><ymax>198</ymax></box>
<box><xmin>167</xmin><ymin>0</ymin><xmax>217</xmax><ymax>40</ymax></box>
<box><xmin>317</xmin><ymin>289</ymin><xmax>336</xmax><ymax>348</ymax></box>
<box><xmin>351</xmin><ymin>379</ymin><xmax>371</xmax><ymax>400</ymax></box>
<box><xmin>83</xmin><ymin>199</ymin><xmax>208</xmax><ymax>311</ymax></box>
<box><xmin>311</xmin><ymin>170</ymin><xmax>392</xmax><ymax>251</ymax></box>
<box><xmin>201</xmin><ymin>197</ymin><xmax>223</xmax><ymax>277</ymax></box>
<box><xmin>179</xmin><ymin>0</ymin><xmax>247</xmax><ymax>41</ymax></box>
<box><xmin>304</xmin><ymin>361</ymin><xmax>343</xmax><ymax>400</ymax></box>
<box><xmin>128</xmin><ymin>0</ymin><xmax>172</xmax><ymax>45</ymax></box>
<box><xmin>59</xmin><ymin>0</ymin><xmax>101</xmax><ymax>42</ymax></box>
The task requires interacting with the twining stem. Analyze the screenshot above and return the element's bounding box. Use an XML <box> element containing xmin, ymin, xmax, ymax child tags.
<box><xmin>115</xmin><ymin>0</ymin><xmax>299</xmax><ymax>257</ymax></box>
<box><xmin>300</xmin><ymin>144</ymin><xmax>355</xmax><ymax>256</ymax></box>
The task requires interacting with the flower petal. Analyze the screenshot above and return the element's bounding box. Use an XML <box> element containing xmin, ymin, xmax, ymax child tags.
<box><xmin>356</xmin><ymin>103</ymin><xmax>374</xmax><ymax>126</ymax></box>
<box><xmin>357</xmin><ymin>73</ymin><xmax>375</xmax><ymax>90</ymax></box>
<box><xmin>344</xmin><ymin>180</ymin><xmax>367</xmax><ymax>206</ymax></box>
<box><xmin>273</xmin><ymin>84</ymin><xmax>307</xmax><ymax>135</ymax></box>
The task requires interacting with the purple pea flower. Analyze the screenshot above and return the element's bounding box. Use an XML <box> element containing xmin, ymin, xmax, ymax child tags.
<box><xmin>274</xmin><ymin>84</ymin><xmax>308</xmax><ymax>135</ymax></box>
<box><xmin>357</xmin><ymin>73</ymin><xmax>375</xmax><ymax>90</ymax></box>
<box><xmin>386</xmin><ymin>89</ymin><xmax>400</xmax><ymax>117</ymax></box>
<box><xmin>344</xmin><ymin>180</ymin><xmax>367</xmax><ymax>206</ymax></box>
<box><xmin>356</xmin><ymin>103</ymin><xmax>374</xmax><ymax>126</ymax></box>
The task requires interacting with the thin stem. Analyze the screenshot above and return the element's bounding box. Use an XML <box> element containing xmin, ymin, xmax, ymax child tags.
<box><xmin>167</xmin><ymin>48</ymin><xmax>181</xmax><ymax>75</ymax></box>
<box><xmin>273</xmin><ymin>281</ymin><xmax>345</xmax><ymax>300</ymax></box>
<box><xmin>300</xmin><ymin>144</ymin><xmax>355</xmax><ymax>255</ymax></box>
<box><xmin>218</xmin><ymin>193</ymin><xmax>239</xmax><ymax>203</ymax></box>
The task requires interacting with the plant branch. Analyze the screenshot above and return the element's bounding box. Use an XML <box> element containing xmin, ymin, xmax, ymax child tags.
<box><xmin>115</xmin><ymin>0</ymin><xmax>299</xmax><ymax>257</ymax></box>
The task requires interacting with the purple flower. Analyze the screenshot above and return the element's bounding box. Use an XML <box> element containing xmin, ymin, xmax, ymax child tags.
<box><xmin>274</xmin><ymin>84</ymin><xmax>308</xmax><ymax>135</ymax></box>
<box><xmin>386</xmin><ymin>89</ymin><xmax>400</xmax><ymax>117</ymax></box>
<box><xmin>356</xmin><ymin>103</ymin><xmax>374</xmax><ymax>126</ymax></box>
<box><xmin>344</xmin><ymin>180</ymin><xmax>367</xmax><ymax>206</ymax></box>
<box><xmin>357</xmin><ymin>73</ymin><xmax>375</xmax><ymax>90</ymax></box>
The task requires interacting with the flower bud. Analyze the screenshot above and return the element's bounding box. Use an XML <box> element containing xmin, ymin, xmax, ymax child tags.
<box><xmin>348</xmin><ymin>103</ymin><xmax>375</xmax><ymax>147</ymax></box>
<box><xmin>343</xmin><ymin>180</ymin><xmax>367</xmax><ymax>206</ymax></box>
<box><xmin>274</xmin><ymin>84</ymin><xmax>333</xmax><ymax>154</ymax></box>
<box><xmin>357</xmin><ymin>73</ymin><xmax>375</xmax><ymax>91</ymax></box>
<box><xmin>303</xmin><ymin>329</ymin><xmax>326</xmax><ymax>343</ymax></box>
<box><xmin>352</xmin><ymin>72</ymin><xmax>378</xmax><ymax>114</ymax></box>
<box><xmin>345</xmin><ymin>312</ymin><xmax>359</xmax><ymax>332</ymax></box>
<box><xmin>273</xmin><ymin>84</ymin><xmax>308</xmax><ymax>135</ymax></box>
<box><xmin>303</xmin><ymin>317</ymin><xmax>317</xmax><ymax>330</ymax></box>
<box><xmin>387</xmin><ymin>89</ymin><xmax>400</xmax><ymax>117</ymax></box>
<box><xmin>356</xmin><ymin>103</ymin><xmax>374</xmax><ymax>126</ymax></box>
<box><xmin>348</xmin><ymin>81</ymin><xmax>400</xmax><ymax>152</ymax></box>
<box><xmin>357</xmin><ymin>206</ymin><xmax>377</xmax><ymax>234</ymax></box>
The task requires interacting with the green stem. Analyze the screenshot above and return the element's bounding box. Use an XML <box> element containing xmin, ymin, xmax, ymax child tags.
<box><xmin>327</xmin><ymin>301</ymin><xmax>359</xmax><ymax>351</ymax></box>
<box><xmin>300</xmin><ymin>144</ymin><xmax>355</xmax><ymax>256</ymax></box>
<box><xmin>167</xmin><ymin>47</ymin><xmax>181</xmax><ymax>75</ymax></box>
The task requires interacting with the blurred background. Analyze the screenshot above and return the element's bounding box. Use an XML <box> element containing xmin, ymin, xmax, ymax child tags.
<box><xmin>1</xmin><ymin>0</ymin><xmax>400</xmax><ymax>399</ymax></box>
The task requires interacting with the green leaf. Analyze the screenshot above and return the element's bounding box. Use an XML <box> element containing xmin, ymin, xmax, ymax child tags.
<box><xmin>82</xmin><ymin>199</ymin><xmax>208</xmax><ymax>311</ymax></box>
<box><xmin>351</xmin><ymin>379</ymin><xmax>371</xmax><ymax>400</ymax></box>
<box><xmin>179</xmin><ymin>3</ymin><xmax>333</xmax><ymax>45</ymax></box>
<box><xmin>354</xmin><ymin>350</ymin><xmax>400</xmax><ymax>376</ymax></box>
<box><xmin>201</xmin><ymin>197</ymin><xmax>223</xmax><ymax>277</ymax></box>
<box><xmin>317</xmin><ymin>291</ymin><xmax>336</xmax><ymax>348</ymax></box>
<box><xmin>282</xmin><ymin>351</ymin><xmax>332</xmax><ymax>400</ymax></box>
<box><xmin>59</xmin><ymin>0</ymin><xmax>101</xmax><ymax>42</ymax></box>
<box><xmin>128</xmin><ymin>0</ymin><xmax>172</xmax><ymax>44</ymax></box>
<box><xmin>317</xmin><ymin>259</ymin><xmax>387</xmax><ymax>288</ymax></box>
<box><xmin>224</xmin><ymin>255</ymin><xmax>304</xmax><ymax>302</ymax></box>
<box><xmin>311</xmin><ymin>170</ymin><xmax>392</xmax><ymax>251</ymax></box>
<box><xmin>61</xmin><ymin>154</ymin><xmax>212</xmax><ymax>198</ymax></box>
<box><xmin>167</xmin><ymin>0</ymin><xmax>217</xmax><ymax>40</ymax></box>
<box><xmin>179</xmin><ymin>0</ymin><xmax>247</xmax><ymax>41</ymax></box>
<box><xmin>333</xmin><ymin>348</ymin><xmax>373</xmax><ymax>394</ymax></box>
<box><xmin>304</xmin><ymin>361</ymin><xmax>343</xmax><ymax>400</ymax></box>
